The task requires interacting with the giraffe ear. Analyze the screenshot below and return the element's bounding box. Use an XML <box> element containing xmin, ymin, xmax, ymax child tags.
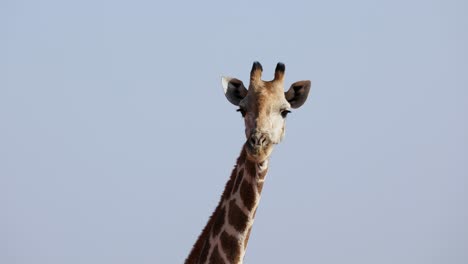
<box><xmin>285</xmin><ymin>80</ymin><xmax>311</xmax><ymax>109</ymax></box>
<box><xmin>222</xmin><ymin>77</ymin><xmax>248</xmax><ymax>106</ymax></box>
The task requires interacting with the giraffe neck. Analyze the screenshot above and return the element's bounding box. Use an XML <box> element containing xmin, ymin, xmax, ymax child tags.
<box><xmin>185</xmin><ymin>144</ymin><xmax>269</xmax><ymax>264</ymax></box>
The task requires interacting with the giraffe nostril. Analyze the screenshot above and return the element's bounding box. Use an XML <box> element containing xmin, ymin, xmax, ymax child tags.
<box><xmin>249</xmin><ymin>132</ymin><xmax>269</xmax><ymax>148</ymax></box>
<box><xmin>249</xmin><ymin>136</ymin><xmax>257</xmax><ymax>147</ymax></box>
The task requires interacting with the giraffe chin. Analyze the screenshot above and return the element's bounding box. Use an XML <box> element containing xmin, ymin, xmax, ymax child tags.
<box><xmin>245</xmin><ymin>143</ymin><xmax>274</xmax><ymax>163</ymax></box>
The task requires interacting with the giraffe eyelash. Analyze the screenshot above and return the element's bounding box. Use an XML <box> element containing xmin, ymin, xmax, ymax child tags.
<box><xmin>281</xmin><ymin>109</ymin><xmax>291</xmax><ymax>118</ymax></box>
<box><xmin>237</xmin><ymin>108</ymin><xmax>246</xmax><ymax>117</ymax></box>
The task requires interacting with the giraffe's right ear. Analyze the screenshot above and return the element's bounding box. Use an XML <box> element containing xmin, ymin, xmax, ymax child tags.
<box><xmin>222</xmin><ymin>77</ymin><xmax>248</xmax><ymax>106</ymax></box>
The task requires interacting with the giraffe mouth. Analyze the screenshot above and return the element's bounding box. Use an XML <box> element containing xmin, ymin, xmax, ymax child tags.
<box><xmin>245</xmin><ymin>141</ymin><xmax>273</xmax><ymax>161</ymax></box>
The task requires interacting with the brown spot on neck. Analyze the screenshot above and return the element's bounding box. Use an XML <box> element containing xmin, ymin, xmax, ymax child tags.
<box><xmin>208</xmin><ymin>244</ymin><xmax>225</xmax><ymax>264</ymax></box>
<box><xmin>220</xmin><ymin>231</ymin><xmax>241</xmax><ymax>263</ymax></box>
<box><xmin>232</xmin><ymin>168</ymin><xmax>244</xmax><ymax>195</ymax></box>
<box><xmin>240</xmin><ymin>180</ymin><xmax>256</xmax><ymax>211</ymax></box>
<box><xmin>228</xmin><ymin>199</ymin><xmax>248</xmax><ymax>233</ymax></box>
<box><xmin>244</xmin><ymin>159</ymin><xmax>257</xmax><ymax>180</ymax></box>
<box><xmin>212</xmin><ymin>206</ymin><xmax>226</xmax><ymax>237</ymax></box>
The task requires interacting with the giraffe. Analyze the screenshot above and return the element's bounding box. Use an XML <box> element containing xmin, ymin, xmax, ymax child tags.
<box><xmin>185</xmin><ymin>62</ymin><xmax>311</xmax><ymax>264</ymax></box>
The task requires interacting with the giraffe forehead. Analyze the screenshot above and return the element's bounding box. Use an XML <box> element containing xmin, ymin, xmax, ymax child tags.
<box><xmin>237</xmin><ymin>80</ymin><xmax>290</xmax><ymax>112</ymax></box>
<box><xmin>244</xmin><ymin>88</ymin><xmax>288</xmax><ymax>111</ymax></box>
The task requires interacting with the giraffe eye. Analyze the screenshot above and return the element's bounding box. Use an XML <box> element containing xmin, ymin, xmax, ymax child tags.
<box><xmin>237</xmin><ymin>108</ymin><xmax>246</xmax><ymax>117</ymax></box>
<box><xmin>281</xmin><ymin>109</ymin><xmax>291</xmax><ymax>118</ymax></box>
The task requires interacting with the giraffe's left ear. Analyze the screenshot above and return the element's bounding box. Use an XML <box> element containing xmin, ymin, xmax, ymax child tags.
<box><xmin>285</xmin><ymin>80</ymin><xmax>311</xmax><ymax>109</ymax></box>
<box><xmin>222</xmin><ymin>77</ymin><xmax>248</xmax><ymax>106</ymax></box>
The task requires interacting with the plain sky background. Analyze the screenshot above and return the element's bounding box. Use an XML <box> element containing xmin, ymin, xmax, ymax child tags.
<box><xmin>2</xmin><ymin>0</ymin><xmax>467</xmax><ymax>263</ymax></box>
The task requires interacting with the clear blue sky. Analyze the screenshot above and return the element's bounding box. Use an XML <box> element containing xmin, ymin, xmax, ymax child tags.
<box><xmin>2</xmin><ymin>0</ymin><xmax>467</xmax><ymax>263</ymax></box>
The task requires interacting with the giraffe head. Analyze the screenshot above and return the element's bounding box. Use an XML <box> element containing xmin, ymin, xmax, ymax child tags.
<box><xmin>222</xmin><ymin>62</ymin><xmax>311</xmax><ymax>162</ymax></box>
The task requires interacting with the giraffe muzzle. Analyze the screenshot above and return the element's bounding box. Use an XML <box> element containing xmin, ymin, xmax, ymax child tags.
<box><xmin>247</xmin><ymin>132</ymin><xmax>270</xmax><ymax>151</ymax></box>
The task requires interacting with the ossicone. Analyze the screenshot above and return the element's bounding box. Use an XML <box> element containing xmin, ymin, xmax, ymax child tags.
<box><xmin>274</xmin><ymin>62</ymin><xmax>285</xmax><ymax>82</ymax></box>
<box><xmin>250</xmin><ymin>61</ymin><xmax>263</xmax><ymax>81</ymax></box>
